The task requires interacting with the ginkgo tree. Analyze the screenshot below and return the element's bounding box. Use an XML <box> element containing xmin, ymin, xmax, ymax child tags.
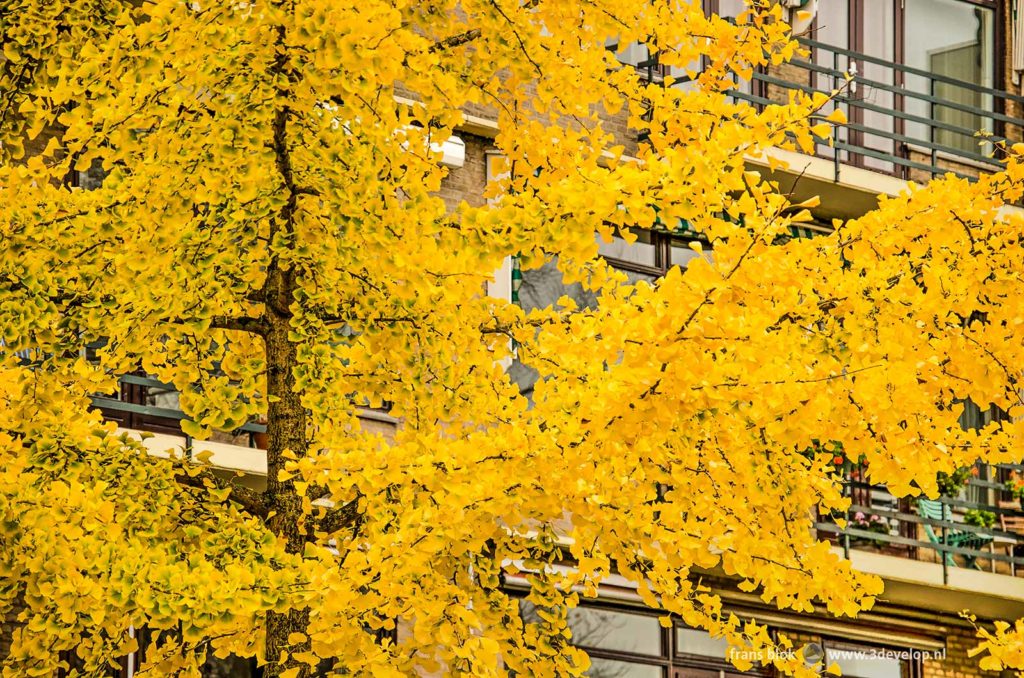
<box><xmin>1</xmin><ymin>0</ymin><xmax>1023</xmax><ymax>676</ymax></box>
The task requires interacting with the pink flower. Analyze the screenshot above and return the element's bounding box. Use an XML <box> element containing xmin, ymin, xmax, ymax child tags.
<box><xmin>854</xmin><ymin>511</ymin><xmax>866</xmax><ymax>521</ymax></box>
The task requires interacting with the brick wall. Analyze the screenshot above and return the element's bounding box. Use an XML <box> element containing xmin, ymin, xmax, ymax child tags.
<box><xmin>905</xmin><ymin>149</ymin><xmax>992</xmax><ymax>185</ymax></box>
<box><xmin>772</xmin><ymin>624</ymin><xmax>1007</xmax><ymax>678</ymax></box>
<box><xmin>766</xmin><ymin>62</ymin><xmax>812</xmax><ymax>107</ymax></box>
<box><xmin>921</xmin><ymin>626</ymin><xmax>1007</xmax><ymax>678</ymax></box>
<box><xmin>438</xmin><ymin>133</ymin><xmax>491</xmax><ymax>211</ymax></box>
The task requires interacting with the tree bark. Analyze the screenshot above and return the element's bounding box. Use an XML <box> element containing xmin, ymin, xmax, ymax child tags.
<box><xmin>261</xmin><ymin>19</ymin><xmax>313</xmax><ymax>662</ymax></box>
<box><xmin>262</xmin><ymin>277</ymin><xmax>314</xmax><ymax>678</ymax></box>
<box><xmin>260</xmin><ymin>9</ymin><xmax>317</xmax><ymax>672</ymax></box>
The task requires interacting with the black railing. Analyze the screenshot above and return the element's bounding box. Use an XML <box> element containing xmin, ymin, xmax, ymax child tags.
<box><xmin>92</xmin><ymin>373</ymin><xmax>267</xmax><ymax>448</ymax></box>
<box><xmin>731</xmin><ymin>37</ymin><xmax>1024</xmax><ymax>181</ymax></box>
<box><xmin>818</xmin><ymin>467</ymin><xmax>1024</xmax><ymax>584</ymax></box>
<box><xmin>7</xmin><ymin>344</ymin><xmax>270</xmax><ymax>447</ymax></box>
<box><xmin>14</xmin><ymin>345</ymin><xmax>388</xmax><ymax>451</ymax></box>
<box><xmin>97</xmin><ymin>370</ymin><xmax>1024</xmax><ymax>587</ymax></box>
<box><xmin>622</xmin><ymin>35</ymin><xmax>1024</xmax><ymax>181</ymax></box>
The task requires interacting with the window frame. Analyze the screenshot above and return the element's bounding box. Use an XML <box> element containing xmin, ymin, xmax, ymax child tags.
<box><xmin>820</xmin><ymin>637</ymin><xmax>924</xmax><ymax>678</ymax></box>
<box><xmin>519</xmin><ymin>597</ymin><xmax>774</xmax><ymax>677</ymax></box>
<box><xmin>599</xmin><ymin>228</ymin><xmax>707</xmax><ymax>280</ymax></box>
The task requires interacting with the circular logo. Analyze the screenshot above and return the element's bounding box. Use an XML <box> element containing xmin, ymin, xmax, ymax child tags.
<box><xmin>802</xmin><ymin>642</ymin><xmax>825</xmax><ymax>666</ymax></box>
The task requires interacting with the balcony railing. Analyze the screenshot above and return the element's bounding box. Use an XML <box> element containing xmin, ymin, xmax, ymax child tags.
<box><xmin>23</xmin><ymin>350</ymin><xmax>1024</xmax><ymax>584</ymax></box>
<box><xmin>816</xmin><ymin>462</ymin><xmax>1024</xmax><ymax>583</ymax></box>
<box><xmin>624</xmin><ymin>36</ymin><xmax>1024</xmax><ymax>182</ymax></box>
<box><xmin>6</xmin><ymin>348</ymin><xmax>266</xmax><ymax>446</ymax></box>
<box><xmin>729</xmin><ymin>37</ymin><xmax>1024</xmax><ymax>182</ymax></box>
<box><xmin>95</xmin><ymin>377</ymin><xmax>1024</xmax><ymax>583</ymax></box>
<box><xmin>92</xmin><ymin>373</ymin><xmax>267</xmax><ymax>448</ymax></box>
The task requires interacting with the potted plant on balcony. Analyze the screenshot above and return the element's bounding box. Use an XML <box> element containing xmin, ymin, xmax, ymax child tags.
<box><xmin>1004</xmin><ymin>471</ymin><xmax>1024</xmax><ymax>510</ymax></box>
<box><xmin>936</xmin><ymin>465</ymin><xmax>976</xmax><ymax>498</ymax></box>
<box><xmin>964</xmin><ymin>509</ymin><xmax>996</xmax><ymax>530</ymax></box>
<box><xmin>849</xmin><ymin>511</ymin><xmax>893</xmax><ymax>549</ymax></box>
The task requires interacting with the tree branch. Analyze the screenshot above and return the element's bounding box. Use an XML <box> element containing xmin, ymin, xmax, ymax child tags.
<box><xmin>318</xmin><ymin>496</ymin><xmax>363</xmax><ymax>535</ymax></box>
<box><xmin>161</xmin><ymin>314</ymin><xmax>268</xmax><ymax>334</ymax></box>
<box><xmin>175</xmin><ymin>465</ymin><xmax>269</xmax><ymax>519</ymax></box>
<box><xmin>429</xmin><ymin>28</ymin><xmax>482</xmax><ymax>53</ymax></box>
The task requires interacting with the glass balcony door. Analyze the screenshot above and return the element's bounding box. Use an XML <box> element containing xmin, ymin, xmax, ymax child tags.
<box><xmin>812</xmin><ymin>0</ymin><xmax>998</xmax><ymax>175</ymax></box>
<box><xmin>813</xmin><ymin>0</ymin><xmax>903</xmax><ymax>174</ymax></box>
<box><xmin>904</xmin><ymin>0</ymin><xmax>996</xmax><ymax>159</ymax></box>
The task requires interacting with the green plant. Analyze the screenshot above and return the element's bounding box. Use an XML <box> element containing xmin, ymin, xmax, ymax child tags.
<box><xmin>964</xmin><ymin>509</ymin><xmax>996</xmax><ymax>529</ymax></box>
<box><xmin>1005</xmin><ymin>472</ymin><xmax>1024</xmax><ymax>501</ymax></box>
<box><xmin>936</xmin><ymin>466</ymin><xmax>977</xmax><ymax>497</ymax></box>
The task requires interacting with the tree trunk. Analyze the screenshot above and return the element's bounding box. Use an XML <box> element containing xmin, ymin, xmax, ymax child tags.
<box><xmin>262</xmin><ymin>11</ymin><xmax>314</xmax><ymax>667</ymax></box>
<box><xmin>0</xmin><ymin>590</ymin><xmax>25</xmax><ymax>665</ymax></box>
<box><xmin>262</xmin><ymin>272</ymin><xmax>313</xmax><ymax>678</ymax></box>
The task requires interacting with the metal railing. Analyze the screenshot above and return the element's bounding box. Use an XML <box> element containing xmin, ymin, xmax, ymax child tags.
<box><xmin>10</xmin><ymin>347</ymin><xmax>267</xmax><ymax>445</ymax></box>
<box><xmin>817</xmin><ymin>465</ymin><xmax>1024</xmax><ymax>584</ymax></box>
<box><xmin>94</xmin><ymin>370</ymin><xmax>1024</xmax><ymax>584</ymax></box>
<box><xmin>92</xmin><ymin>373</ymin><xmax>267</xmax><ymax>447</ymax></box>
<box><xmin>99</xmin><ymin>368</ymin><xmax>1024</xmax><ymax>587</ymax></box>
<box><xmin>623</xmin><ymin>36</ymin><xmax>1024</xmax><ymax>181</ymax></box>
<box><xmin>732</xmin><ymin>37</ymin><xmax>1024</xmax><ymax>181</ymax></box>
<box><xmin>31</xmin><ymin>348</ymin><xmax>1024</xmax><ymax>583</ymax></box>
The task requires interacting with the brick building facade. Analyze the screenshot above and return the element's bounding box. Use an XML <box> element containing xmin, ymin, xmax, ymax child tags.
<box><xmin>18</xmin><ymin>0</ymin><xmax>1024</xmax><ymax>676</ymax></box>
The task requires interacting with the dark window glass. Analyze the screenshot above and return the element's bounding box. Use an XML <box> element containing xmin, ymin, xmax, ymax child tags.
<box><xmin>568</xmin><ymin>607</ymin><xmax>663</xmax><ymax>656</ymax></box>
<box><xmin>824</xmin><ymin>640</ymin><xmax>915</xmax><ymax>678</ymax></box>
<box><xmin>588</xmin><ymin>657</ymin><xmax>664</xmax><ymax>678</ymax></box>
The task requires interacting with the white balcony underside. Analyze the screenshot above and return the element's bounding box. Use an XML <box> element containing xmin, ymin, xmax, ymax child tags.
<box><xmin>841</xmin><ymin>546</ymin><xmax>1024</xmax><ymax>620</ymax></box>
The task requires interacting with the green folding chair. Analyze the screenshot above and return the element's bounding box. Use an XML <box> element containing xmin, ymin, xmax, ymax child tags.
<box><xmin>918</xmin><ymin>499</ymin><xmax>992</xmax><ymax>569</ymax></box>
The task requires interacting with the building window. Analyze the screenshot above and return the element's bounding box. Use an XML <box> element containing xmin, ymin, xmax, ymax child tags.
<box><xmin>597</xmin><ymin>229</ymin><xmax>705</xmax><ymax>283</ymax></box>
<box><xmin>509</xmin><ymin>224</ymin><xmax>825</xmax><ymax>396</ymax></box>
<box><xmin>569</xmin><ymin>606</ymin><xmax>664</xmax><ymax>657</ymax></box>
<box><xmin>812</xmin><ymin>0</ymin><xmax>998</xmax><ymax>162</ymax></box>
<box><xmin>519</xmin><ymin>597</ymin><xmax>934</xmax><ymax>678</ymax></box>
<box><xmin>514</xmin><ymin>228</ymin><xmax>706</xmax><ymax>322</ymax></box>
<box><xmin>823</xmin><ymin>639</ymin><xmax>922</xmax><ymax>678</ymax></box>
<box><xmin>519</xmin><ymin>600</ymin><xmax>769</xmax><ymax>677</ymax></box>
<box><xmin>509</xmin><ymin>228</ymin><xmax>704</xmax><ymax>396</ymax></box>
<box><xmin>904</xmin><ymin>0</ymin><xmax>996</xmax><ymax>155</ymax></box>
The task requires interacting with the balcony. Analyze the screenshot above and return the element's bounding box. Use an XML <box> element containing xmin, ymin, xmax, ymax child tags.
<box><xmin>815</xmin><ymin>456</ymin><xmax>1024</xmax><ymax>617</ymax></box>
<box><xmin>96</xmin><ymin>379</ymin><xmax>1024</xmax><ymax>564</ymax></box>
<box><xmin>77</xmin><ymin>368</ymin><xmax>1024</xmax><ymax>622</ymax></box>
<box><xmin>89</xmin><ymin>374</ymin><xmax>398</xmax><ymax>477</ymax></box>
<box><xmin>93</xmin><ymin>373</ymin><xmax>266</xmax><ymax>446</ymax></box>
<box><xmin>625</xmin><ymin>32</ymin><xmax>1024</xmax><ymax>194</ymax></box>
<box><xmin>730</xmin><ymin>37</ymin><xmax>1024</xmax><ymax>184</ymax></box>
<box><xmin>88</xmin><ymin>373</ymin><xmax>269</xmax><ymax>476</ymax></box>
